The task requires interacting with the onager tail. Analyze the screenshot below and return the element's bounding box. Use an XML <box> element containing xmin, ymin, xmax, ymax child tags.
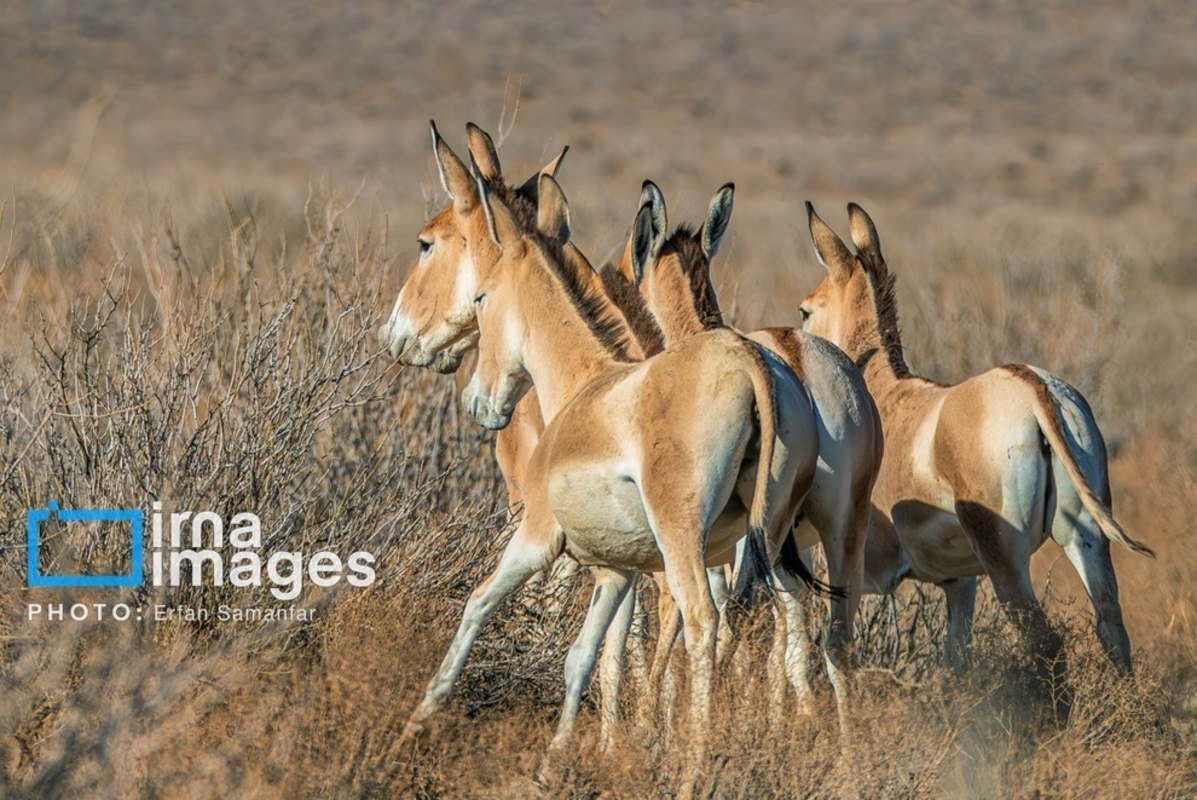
<box><xmin>1017</xmin><ymin>369</ymin><xmax>1156</xmax><ymax>558</ymax></box>
<box><xmin>739</xmin><ymin>340</ymin><xmax>835</xmax><ymax>596</ymax></box>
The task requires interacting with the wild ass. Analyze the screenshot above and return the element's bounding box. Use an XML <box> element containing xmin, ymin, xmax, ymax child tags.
<box><xmin>798</xmin><ymin>202</ymin><xmax>1154</xmax><ymax>703</ymax></box>
<box><xmin>382</xmin><ymin>137</ymin><xmax>825</xmax><ymax>768</ymax></box>
<box><xmin>380</xmin><ymin>123</ymin><xmax>734</xmax><ymax>748</ymax></box>
<box><xmin>600</xmin><ymin>181</ymin><xmax>883</xmax><ymax>721</ymax></box>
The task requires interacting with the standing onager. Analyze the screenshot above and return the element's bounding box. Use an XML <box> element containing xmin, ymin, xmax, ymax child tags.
<box><xmin>380</xmin><ymin>123</ymin><xmax>729</xmax><ymax>748</ymax></box>
<box><xmin>383</xmin><ymin>145</ymin><xmax>825</xmax><ymax>772</ymax></box>
<box><xmin>798</xmin><ymin>202</ymin><xmax>1155</xmax><ymax>700</ymax></box>
<box><xmin>601</xmin><ymin>181</ymin><xmax>883</xmax><ymax>721</ymax></box>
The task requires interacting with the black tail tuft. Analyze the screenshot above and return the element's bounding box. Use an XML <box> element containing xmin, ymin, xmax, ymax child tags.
<box><xmin>727</xmin><ymin>526</ymin><xmax>775</xmax><ymax>616</ymax></box>
<box><xmin>779</xmin><ymin>533</ymin><xmax>847</xmax><ymax>599</ymax></box>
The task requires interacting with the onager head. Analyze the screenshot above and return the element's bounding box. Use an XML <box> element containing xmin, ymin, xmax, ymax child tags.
<box><xmin>461</xmin><ymin>172</ymin><xmax>578</xmax><ymax>429</ymax></box>
<box><xmin>379</xmin><ymin>121</ymin><xmax>566</xmax><ymax>373</ymax></box>
<box><xmin>799</xmin><ymin>202</ymin><xmax>908</xmax><ymax>374</ymax></box>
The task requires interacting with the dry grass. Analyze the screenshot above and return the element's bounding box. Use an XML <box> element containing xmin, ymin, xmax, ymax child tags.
<box><xmin>1</xmin><ymin>1</ymin><xmax>1195</xmax><ymax>797</ymax></box>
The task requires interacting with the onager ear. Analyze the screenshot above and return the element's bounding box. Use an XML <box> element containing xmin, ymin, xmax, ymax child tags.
<box><xmin>630</xmin><ymin>202</ymin><xmax>658</xmax><ymax>284</ymax></box>
<box><xmin>702</xmin><ymin>182</ymin><xmax>735</xmax><ymax>259</ymax></box>
<box><xmin>475</xmin><ymin>167</ymin><xmax>523</xmax><ymax>253</ymax></box>
<box><xmin>847</xmin><ymin>202</ymin><xmax>884</xmax><ymax>272</ymax></box>
<box><xmin>640</xmin><ymin>180</ymin><xmax>668</xmax><ymax>245</ymax></box>
<box><xmin>536</xmin><ymin>173</ymin><xmax>571</xmax><ymax>244</ymax></box>
<box><xmin>517</xmin><ymin>145</ymin><xmax>570</xmax><ymax>201</ymax></box>
<box><xmin>466</xmin><ymin>122</ymin><xmax>503</xmax><ymax>181</ymax></box>
<box><xmin>431</xmin><ymin>120</ymin><xmax>476</xmax><ymax>215</ymax></box>
<box><xmin>806</xmin><ymin>201</ymin><xmax>855</xmax><ymax>285</ymax></box>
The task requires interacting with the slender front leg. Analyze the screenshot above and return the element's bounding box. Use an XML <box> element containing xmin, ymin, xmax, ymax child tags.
<box><xmin>401</xmin><ymin>515</ymin><xmax>561</xmax><ymax>745</ymax></box>
<box><xmin>551</xmin><ymin>567</ymin><xmax>636</xmax><ymax>750</ymax></box>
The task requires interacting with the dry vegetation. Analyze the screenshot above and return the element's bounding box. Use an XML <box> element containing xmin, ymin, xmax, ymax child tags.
<box><xmin>1</xmin><ymin>0</ymin><xmax>1195</xmax><ymax>797</ymax></box>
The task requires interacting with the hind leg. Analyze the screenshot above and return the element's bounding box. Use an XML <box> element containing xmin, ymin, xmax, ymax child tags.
<box><xmin>941</xmin><ymin>577</ymin><xmax>977</xmax><ymax>672</ymax></box>
<box><xmin>956</xmin><ymin>500</ymin><xmax>1068</xmax><ymax>720</ymax></box>
<box><xmin>819</xmin><ymin>499</ymin><xmax>868</xmax><ymax>741</ymax></box>
<box><xmin>1053</xmin><ymin>515</ymin><xmax>1132</xmax><ymax>675</ymax></box>
<box><xmin>402</xmin><ymin>510</ymin><xmax>563</xmax><ymax>744</ymax></box>
<box><xmin>771</xmin><ymin>559</ymin><xmax>816</xmax><ymax>715</ymax></box>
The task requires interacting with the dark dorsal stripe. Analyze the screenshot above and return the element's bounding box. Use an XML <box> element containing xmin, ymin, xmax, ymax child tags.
<box><xmin>599</xmin><ymin>264</ymin><xmax>665</xmax><ymax>356</ymax></box>
<box><xmin>860</xmin><ymin>258</ymin><xmax>911</xmax><ymax>378</ymax></box>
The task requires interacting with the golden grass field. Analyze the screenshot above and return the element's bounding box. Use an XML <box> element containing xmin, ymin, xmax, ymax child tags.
<box><xmin>1</xmin><ymin>1</ymin><xmax>1195</xmax><ymax>796</ymax></box>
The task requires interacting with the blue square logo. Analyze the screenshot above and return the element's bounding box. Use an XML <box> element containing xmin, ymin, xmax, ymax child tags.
<box><xmin>27</xmin><ymin>502</ymin><xmax>144</xmax><ymax>588</ymax></box>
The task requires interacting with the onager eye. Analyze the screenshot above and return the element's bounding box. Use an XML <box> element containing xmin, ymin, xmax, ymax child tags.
<box><xmin>799</xmin><ymin>305</ymin><xmax>813</xmax><ymax>322</ymax></box>
<box><xmin>418</xmin><ymin>238</ymin><xmax>434</xmax><ymax>257</ymax></box>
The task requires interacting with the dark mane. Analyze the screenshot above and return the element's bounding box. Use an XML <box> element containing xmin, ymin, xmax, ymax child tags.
<box><xmin>599</xmin><ymin>263</ymin><xmax>665</xmax><ymax>356</ymax></box>
<box><xmin>487</xmin><ymin>177</ymin><xmax>538</xmax><ymax>233</ymax></box>
<box><xmin>665</xmin><ymin>224</ymin><xmax>723</xmax><ymax>330</ymax></box>
<box><xmin>860</xmin><ymin>257</ymin><xmax>910</xmax><ymax>378</ymax></box>
<box><xmin>531</xmin><ymin>235</ymin><xmax>639</xmax><ymax>363</ymax></box>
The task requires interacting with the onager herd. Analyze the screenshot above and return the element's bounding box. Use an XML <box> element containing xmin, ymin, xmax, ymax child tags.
<box><xmin>379</xmin><ymin>122</ymin><xmax>1155</xmax><ymax>784</ymax></box>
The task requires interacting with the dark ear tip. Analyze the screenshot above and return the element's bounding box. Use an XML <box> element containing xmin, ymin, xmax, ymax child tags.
<box><xmin>805</xmin><ymin>200</ymin><xmax>816</xmax><ymax>219</ymax></box>
<box><xmin>720</xmin><ymin>182</ymin><xmax>735</xmax><ymax>194</ymax></box>
<box><xmin>465</xmin><ymin>121</ymin><xmax>482</xmax><ymax>134</ymax></box>
<box><xmin>847</xmin><ymin>202</ymin><xmax>863</xmax><ymax>216</ymax></box>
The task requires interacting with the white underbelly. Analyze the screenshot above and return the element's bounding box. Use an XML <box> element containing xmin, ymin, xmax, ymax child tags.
<box><xmin>551</xmin><ymin>468</ymin><xmax>748</xmax><ymax>572</ymax></box>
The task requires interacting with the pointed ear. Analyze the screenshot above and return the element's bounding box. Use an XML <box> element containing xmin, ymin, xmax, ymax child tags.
<box><xmin>847</xmin><ymin>202</ymin><xmax>884</xmax><ymax>272</ymax></box>
<box><xmin>465</xmin><ymin>122</ymin><xmax>502</xmax><ymax>181</ymax></box>
<box><xmin>517</xmin><ymin>146</ymin><xmax>570</xmax><ymax>201</ymax></box>
<box><xmin>806</xmin><ymin>201</ymin><xmax>855</xmax><ymax>285</ymax></box>
<box><xmin>536</xmin><ymin>173</ymin><xmax>571</xmax><ymax>244</ymax></box>
<box><xmin>476</xmin><ymin>167</ymin><xmax>523</xmax><ymax>253</ymax></box>
<box><xmin>630</xmin><ymin>202</ymin><xmax>658</xmax><ymax>284</ymax></box>
<box><xmin>431</xmin><ymin>120</ymin><xmax>477</xmax><ymax>216</ymax></box>
<box><xmin>702</xmin><ymin>183</ymin><xmax>735</xmax><ymax>259</ymax></box>
<box><xmin>640</xmin><ymin>180</ymin><xmax>667</xmax><ymax>246</ymax></box>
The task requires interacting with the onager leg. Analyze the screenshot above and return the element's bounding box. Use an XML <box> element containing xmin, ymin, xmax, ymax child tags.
<box><xmin>656</xmin><ymin>522</ymin><xmax>720</xmax><ymax>790</ymax></box>
<box><xmin>598</xmin><ymin>581</ymin><xmax>637</xmax><ymax>753</ymax></box>
<box><xmin>552</xmin><ymin>566</ymin><xmax>636</xmax><ymax>750</ymax></box>
<box><xmin>819</xmin><ymin>500</ymin><xmax>868</xmax><ymax>744</ymax></box>
<box><xmin>772</xmin><ymin>562</ymin><xmax>816</xmax><ymax>716</ymax></box>
<box><xmin>956</xmin><ymin>499</ymin><xmax>1069</xmax><ymax>722</ymax></box>
<box><xmin>1055</xmin><ymin>516</ymin><xmax>1132</xmax><ymax>675</ymax></box>
<box><xmin>941</xmin><ymin>577</ymin><xmax>978</xmax><ymax>672</ymax></box>
<box><xmin>401</xmin><ymin>513</ymin><xmax>561</xmax><ymax>745</ymax></box>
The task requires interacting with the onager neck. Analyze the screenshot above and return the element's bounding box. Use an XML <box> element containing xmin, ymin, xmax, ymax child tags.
<box><xmin>652</xmin><ymin>235</ymin><xmax>722</xmax><ymax>346</ymax></box>
<box><xmin>513</xmin><ymin>243</ymin><xmax>639</xmax><ymax>422</ymax></box>
<box><xmin>846</xmin><ymin>267</ymin><xmax>912</xmax><ymax>394</ymax></box>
